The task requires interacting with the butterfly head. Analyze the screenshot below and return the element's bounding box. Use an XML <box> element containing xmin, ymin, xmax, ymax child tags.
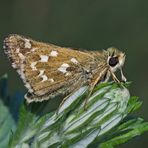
<box><xmin>106</xmin><ymin>47</ymin><xmax>127</xmax><ymax>82</ymax></box>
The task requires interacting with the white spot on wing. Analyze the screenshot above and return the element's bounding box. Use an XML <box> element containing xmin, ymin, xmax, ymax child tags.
<box><xmin>30</xmin><ymin>62</ymin><xmax>37</xmax><ymax>71</ymax></box>
<box><xmin>12</xmin><ymin>63</ymin><xmax>17</xmax><ymax>68</ymax></box>
<box><xmin>18</xmin><ymin>63</ymin><xmax>28</xmax><ymax>92</ymax></box>
<box><xmin>58</xmin><ymin>63</ymin><xmax>70</xmax><ymax>73</ymax></box>
<box><xmin>38</xmin><ymin>70</ymin><xmax>49</xmax><ymax>82</ymax></box>
<box><xmin>41</xmin><ymin>75</ymin><xmax>48</xmax><ymax>82</ymax></box>
<box><xmin>49</xmin><ymin>78</ymin><xmax>54</xmax><ymax>82</ymax></box>
<box><xmin>31</xmin><ymin>48</ymin><xmax>37</xmax><ymax>52</ymax></box>
<box><xmin>20</xmin><ymin>64</ymin><xmax>26</xmax><ymax>80</ymax></box>
<box><xmin>38</xmin><ymin>70</ymin><xmax>44</xmax><ymax>77</ymax></box>
<box><xmin>16</xmin><ymin>48</ymin><xmax>20</xmax><ymax>53</ymax></box>
<box><xmin>50</xmin><ymin>50</ymin><xmax>58</xmax><ymax>57</ymax></box>
<box><xmin>40</xmin><ymin>55</ymin><xmax>49</xmax><ymax>62</ymax></box>
<box><xmin>70</xmin><ymin>58</ymin><xmax>78</xmax><ymax>64</ymax></box>
<box><xmin>3</xmin><ymin>45</ymin><xmax>6</xmax><ymax>49</ymax></box>
<box><xmin>24</xmin><ymin>39</ymin><xmax>31</xmax><ymax>48</ymax></box>
<box><xmin>18</xmin><ymin>53</ymin><xmax>25</xmax><ymax>60</ymax></box>
<box><xmin>25</xmin><ymin>83</ymin><xmax>33</xmax><ymax>93</ymax></box>
<box><xmin>65</xmin><ymin>72</ymin><xmax>71</xmax><ymax>76</ymax></box>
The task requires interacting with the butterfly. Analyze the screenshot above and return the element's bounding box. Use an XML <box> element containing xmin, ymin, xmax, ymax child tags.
<box><xmin>3</xmin><ymin>34</ymin><xmax>127</xmax><ymax>103</ymax></box>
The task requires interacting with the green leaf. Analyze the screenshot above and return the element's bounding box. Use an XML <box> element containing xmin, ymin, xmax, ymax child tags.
<box><xmin>99</xmin><ymin>118</ymin><xmax>148</xmax><ymax>148</ymax></box>
<box><xmin>0</xmin><ymin>74</ymin><xmax>148</xmax><ymax>148</ymax></box>
<box><xmin>0</xmin><ymin>99</ymin><xmax>16</xmax><ymax>148</ymax></box>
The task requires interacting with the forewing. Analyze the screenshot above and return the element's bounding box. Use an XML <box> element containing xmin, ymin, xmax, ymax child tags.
<box><xmin>4</xmin><ymin>34</ymin><xmax>96</xmax><ymax>102</ymax></box>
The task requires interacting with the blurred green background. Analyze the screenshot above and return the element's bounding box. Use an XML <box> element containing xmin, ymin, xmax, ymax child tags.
<box><xmin>0</xmin><ymin>0</ymin><xmax>148</xmax><ymax>147</ymax></box>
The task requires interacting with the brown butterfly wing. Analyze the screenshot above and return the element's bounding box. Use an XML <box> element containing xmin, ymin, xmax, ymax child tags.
<box><xmin>4</xmin><ymin>34</ymin><xmax>105</xmax><ymax>103</ymax></box>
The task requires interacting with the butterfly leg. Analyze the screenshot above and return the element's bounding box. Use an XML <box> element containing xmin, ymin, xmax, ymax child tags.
<box><xmin>109</xmin><ymin>70</ymin><xmax>120</xmax><ymax>83</ymax></box>
<box><xmin>109</xmin><ymin>70</ymin><xmax>125</xmax><ymax>89</ymax></box>
<box><xmin>84</xmin><ymin>75</ymin><xmax>102</xmax><ymax>110</ymax></box>
<box><xmin>84</xmin><ymin>68</ymin><xmax>109</xmax><ymax>110</ymax></box>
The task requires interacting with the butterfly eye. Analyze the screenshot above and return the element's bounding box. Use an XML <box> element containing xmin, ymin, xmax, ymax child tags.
<box><xmin>109</xmin><ymin>57</ymin><xmax>118</xmax><ymax>67</ymax></box>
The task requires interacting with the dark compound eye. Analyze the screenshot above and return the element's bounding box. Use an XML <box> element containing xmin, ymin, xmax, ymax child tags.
<box><xmin>109</xmin><ymin>57</ymin><xmax>118</xmax><ymax>67</ymax></box>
